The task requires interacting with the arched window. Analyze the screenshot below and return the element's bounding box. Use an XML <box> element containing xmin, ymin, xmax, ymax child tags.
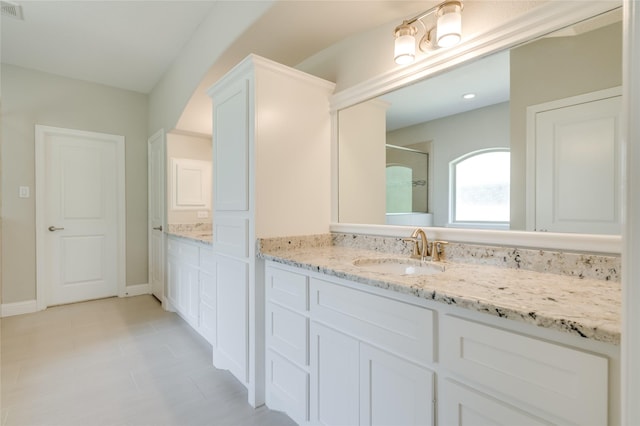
<box><xmin>450</xmin><ymin>149</ymin><xmax>510</xmax><ymax>228</ymax></box>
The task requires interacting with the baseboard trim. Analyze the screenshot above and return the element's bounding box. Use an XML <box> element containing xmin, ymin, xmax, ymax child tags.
<box><xmin>122</xmin><ymin>283</ymin><xmax>151</xmax><ymax>297</ymax></box>
<box><xmin>1</xmin><ymin>300</ymin><xmax>38</xmax><ymax>317</ymax></box>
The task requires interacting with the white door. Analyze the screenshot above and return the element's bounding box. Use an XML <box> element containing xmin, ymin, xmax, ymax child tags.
<box><xmin>148</xmin><ymin>130</ymin><xmax>166</xmax><ymax>303</ymax></box>
<box><xmin>36</xmin><ymin>125</ymin><xmax>125</xmax><ymax>307</ymax></box>
<box><xmin>530</xmin><ymin>90</ymin><xmax>621</xmax><ymax>234</ymax></box>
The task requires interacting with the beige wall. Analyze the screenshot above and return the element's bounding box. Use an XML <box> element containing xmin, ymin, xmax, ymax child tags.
<box><xmin>338</xmin><ymin>99</ymin><xmax>388</xmax><ymax>224</ymax></box>
<box><xmin>510</xmin><ymin>21</ymin><xmax>622</xmax><ymax>229</ymax></box>
<box><xmin>166</xmin><ymin>132</ymin><xmax>212</xmax><ymax>225</ymax></box>
<box><xmin>0</xmin><ymin>64</ymin><xmax>149</xmax><ymax>304</ymax></box>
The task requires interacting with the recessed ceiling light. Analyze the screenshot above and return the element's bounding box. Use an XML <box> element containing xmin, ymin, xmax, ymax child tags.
<box><xmin>462</xmin><ymin>93</ymin><xmax>476</xmax><ymax>100</ymax></box>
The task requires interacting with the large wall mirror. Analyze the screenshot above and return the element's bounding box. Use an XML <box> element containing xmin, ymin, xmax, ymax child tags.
<box><xmin>337</xmin><ymin>6</ymin><xmax>622</xmax><ymax>236</ymax></box>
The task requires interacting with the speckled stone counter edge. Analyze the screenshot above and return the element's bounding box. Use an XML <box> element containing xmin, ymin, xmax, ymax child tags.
<box><xmin>259</xmin><ymin>233</ymin><xmax>620</xmax><ymax>282</ymax></box>
<box><xmin>257</xmin><ymin>233</ymin><xmax>620</xmax><ymax>345</ymax></box>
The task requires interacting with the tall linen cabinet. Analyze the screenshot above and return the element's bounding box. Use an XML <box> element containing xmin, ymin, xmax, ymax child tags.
<box><xmin>207</xmin><ymin>54</ymin><xmax>335</xmax><ymax>407</ymax></box>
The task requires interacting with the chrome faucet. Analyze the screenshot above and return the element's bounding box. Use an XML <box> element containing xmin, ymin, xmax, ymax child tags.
<box><xmin>404</xmin><ymin>228</ymin><xmax>430</xmax><ymax>261</ymax></box>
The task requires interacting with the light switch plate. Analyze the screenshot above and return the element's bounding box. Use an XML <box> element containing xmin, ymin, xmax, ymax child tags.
<box><xmin>19</xmin><ymin>186</ymin><xmax>30</xmax><ymax>198</ymax></box>
<box><xmin>197</xmin><ymin>211</ymin><xmax>209</xmax><ymax>218</ymax></box>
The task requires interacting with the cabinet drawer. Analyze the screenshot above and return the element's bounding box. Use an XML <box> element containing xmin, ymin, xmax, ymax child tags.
<box><xmin>266</xmin><ymin>350</ymin><xmax>309</xmax><ymax>425</ymax></box>
<box><xmin>266</xmin><ymin>265</ymin><xmax>308</xmax><ymax>312</ymax></box>
<box><xmin>167</xmin><ymin>238</ymin><xmax>199</xmax><ymax>265</ymax></box>
<box><xmin>440</xmin><ymin>315</ymin><xmax>607</xmax><ymax>425</ymax></box>
<box><xmin>310</xmin><ymin>278</ymin><xmax>434</xmax><ymax>366</ymax></box>
<box><xmin>267</xmin><ymin>302</ymin><xmax>308</xmax><ymax>366</ymax></box>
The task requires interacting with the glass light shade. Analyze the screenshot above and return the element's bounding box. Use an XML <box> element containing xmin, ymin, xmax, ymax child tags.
<box><xmin>436</xmin><ymin>10</ymin><xmax>462</xmax><ymax>47</ymax></box>
<box><xmin>394</xmin><ymin>34</ymin><xmax>416</xmax><ymax>64</ymax></box>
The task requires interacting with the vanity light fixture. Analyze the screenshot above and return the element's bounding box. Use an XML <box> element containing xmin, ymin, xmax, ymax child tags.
<box><xmin>393</xmin><ymin>0</ymin><xmax>464</xmax><ymax>65</ymax></box>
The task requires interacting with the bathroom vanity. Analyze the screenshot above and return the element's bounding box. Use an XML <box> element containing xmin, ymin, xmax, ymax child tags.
<box><xmin>259</xmin><ymin>234</ymin><xmax>620</xmax><ymax>426</ymax></box>
<box><xmin>165</xmin><ymin>229</ymin><xmax>215</xmax><ymax>344</ymax></box>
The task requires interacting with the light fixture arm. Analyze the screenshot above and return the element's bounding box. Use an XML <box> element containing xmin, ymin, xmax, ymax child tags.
<box><xmin>403</xmin><ymin>0</ymin><xmax>463</xmax><ymax>27</ymax></box>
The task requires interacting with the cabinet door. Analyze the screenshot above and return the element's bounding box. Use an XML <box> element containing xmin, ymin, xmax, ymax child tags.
<box><xmin>166</xmin><ymin>255</ymin><xmax>180</xmax><ymax>310</ymax></box>
<box><xmin>440</xmin><ymin>379</ymin><xmax>552</xmax><ymax>426</ymax></box>
<box><xmin>183</xmin><ymin>264</ymin><xmax>200</xmax><ymax>327</ymax></box>
<box><xmin>213</xmin><ymin>255</ymin><xmax>249</xmax><ymax>383</ymax></box>
<box><xmin>359</xmin><ymin>344</ymin><xmax>434</xmax><ymax>426</ymax></box>
<box><xmin>266</xmin><ymin>349</ymin><xmax>309</xmax><ymax>425</ymax></box>
<box><xmin>310</xmin><ymin>322</ymin><xmax>359</xmax><ymax>426</ymax></box>
<box><xmin>199</xmin><ymin>268</ymin><xmax>216</xmax><ymax>344</ymax></box>
<box><xmin>213</xmin><ymin>78</ymin><xmax>249</xmax><ymax>211</ymax></box>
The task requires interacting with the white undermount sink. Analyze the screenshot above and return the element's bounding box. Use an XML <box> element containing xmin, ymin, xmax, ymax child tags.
<box><xmin>353</xmin><ymin>257</ymin><xmax>445</xmax><ymax>276</ymax></box>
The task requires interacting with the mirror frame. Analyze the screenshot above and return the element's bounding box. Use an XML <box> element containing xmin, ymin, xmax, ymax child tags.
<box><xmin>329</xmin><ymin>0</ymin><xmax>622</xmax><ymax>254</ymax></box>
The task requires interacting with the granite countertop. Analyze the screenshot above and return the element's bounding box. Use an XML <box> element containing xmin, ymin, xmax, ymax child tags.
<box><xmin>166</xmin><ymin>230</ymin><xmax>212</xmax><ymax>245</ymax></box>
<box><xmin>164</xmin><ymin>223</ymin><xmax>212</xmax><ymax>245</ymax></box>
<box><xmin>259</xmin><ymin>240</ymin><xmax>621</xmax><ymax>345</ymax></box>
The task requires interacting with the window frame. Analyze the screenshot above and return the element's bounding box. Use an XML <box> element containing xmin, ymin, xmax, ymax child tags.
<box><xmin>449</xmin><ymin>148</ymin><xmax>510</xmax><ymax>229</ymax></box>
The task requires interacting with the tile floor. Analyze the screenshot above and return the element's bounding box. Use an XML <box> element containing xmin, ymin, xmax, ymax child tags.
<box><xmin>0</xmin><ymin>295</ymin><xmax>296</xmax><ymax>426</ymax></box>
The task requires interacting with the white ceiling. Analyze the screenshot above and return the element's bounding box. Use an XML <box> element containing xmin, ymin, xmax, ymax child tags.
<box><xmin>1</xmin><ymin>0</ymin><xmax>218</xmax><ymax>93</ymax></box>
<box><xmin>1</xmin><ymin>0</ymin><xmax>430</xmax><ymax>98</ymax></box>
<box><xmin>381</xmin><ymin>49</ymin><xmax>510</xmax><ymax>131</ymax></box>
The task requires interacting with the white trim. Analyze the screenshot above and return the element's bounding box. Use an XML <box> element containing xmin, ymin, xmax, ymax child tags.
<box><xmin>207</xmin><ymin>54</ymin><xmax>334</xmax><ymax>98</ymax></box>
<box><xmin>330</xmin><ymin>223</ymin><xmax>621</xmax><ymax>255</ymax></box>
<box><xmin>1</xmin><ymin>300</ymin><xmax>38</xmax><ymax>317</ymax></box>
<box><xmin>622</xmin><ymin>0</ymin><xmax>640</xmax><ymax>423</ymax></box>
<box><xmin>122</xmin><ymin>284</ymin><xmax>151</xmax><ymax>297</ymax></box>
<box><xmin>35</xmin><ymin>125</ymin><xmax>127</xmax><ymax>309</ymax></box>
<box><xmin>330</xmin><ymin>2</ymin><xmax>620</xmax><ymax>112</ymax></box>
<box><xmin>525</xmin><ymin>87</ymin><xmax>623</xmax><ymax>231</ymax></box>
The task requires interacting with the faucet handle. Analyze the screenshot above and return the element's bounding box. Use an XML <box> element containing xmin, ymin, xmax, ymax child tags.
<box><xmin>402</xmin><ymin>237</ymin><xmax>422</xmax><ymax>258</ymax></box>
<box><xmin>430</xmin><ymin>240</ymin><xmax>449</xmax><ymax>262</ymax></box>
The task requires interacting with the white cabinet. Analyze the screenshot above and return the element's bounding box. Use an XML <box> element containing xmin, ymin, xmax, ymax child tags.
<box><xmin>199</xmin><ymin>248</ymin><xmax>217</xmax><ymax>344</ymax></box>
<box><xmin>266</xmin><ymin>263</ymin><xmax>435</xmax><ymax>426</ymax></box>
<box><xmin>166</xmin><ymin>237</ymin><xmax>200</xmax><ymax>328</ymax></box>
<box><xmin>439</xmin><ymin>314</ymin><xmax>608</xmax><ymax>425</ymax></box>
<box><xmin>207</xmin><ymin>54</ymin><xmax>335</xmax><ymax>406</ymax></box>
<box><xmin>263</xmin><ymin>260</ymin><xmax>614</xmax><ymax>426</ymax></box>
<box><xmin>213</xmin><ymin>254</ymin><xmax>249</xmax><ymax>382</ymax></box>
<box><xmin>309</xmin><ymin>277</ymin><xmax>435</xmax><ymax>426</ymax></box>
<box><xmin>309</xmin><ymin>324</ymin><xmax>435</xmax><ymax>426</ymax></box>
<box><xmin>439</xmin><ymin>379</ymin><xmax>551</xmax><ymax>426</ymax></box>
<box><xmin>265</xmin><ymin>265</ymin><xmax>310</xmax><ymax>425</ymax></box>
<box><xmin>166</xmin><ymin>235</ymin><xmax>216</xmax><ymax>344</ymax></box>
<box><xmin>359</xmin><ymin>343</ymin><xmax>434</xmax><ymax>426</ymax></box>
<box><xmin>310</xmin><ymin>322</ymin><xmax>360</xmax><ymax>426</ymax></box>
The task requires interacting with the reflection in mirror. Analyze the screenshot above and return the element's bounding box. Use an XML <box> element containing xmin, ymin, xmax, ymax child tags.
<box><xmin>386</xmin><ymin>144</ymin><xmax>431</xmax><ymax>226</ymax></box>
<box><xmin>338</xmin><ymin>8</ymin><xmax>622</xmax><ymax>235</ymax></box>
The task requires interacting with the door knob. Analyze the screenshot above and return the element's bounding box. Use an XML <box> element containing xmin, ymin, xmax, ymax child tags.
<box><xmin>152</xmin><ymin>226</ymin><xmax>163</xmax><ymax>231</ymax></box>
<box><xmin>48</xmin><ymin>226</ymin><xmax>64</xmax><ymax>232</ymax></box>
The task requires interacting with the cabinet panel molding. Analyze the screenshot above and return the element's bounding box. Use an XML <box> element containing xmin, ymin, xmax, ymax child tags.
<box><xmin>359</xmin><ymin>343</ymin><xmax>434</xmax><ymax>426</ymax></box>
<box><xmin>310</xmin><ymin>277</ymin><xmax>434</xmax><ymax>366</ymax></box>
<box><xmin>440</xmin><ymin>379</ymin><xmax>552</xmax><ymax>426</ymax></box>
<box><xmin>266</xmin><ymin>350</ymin><xmax>309</xmax><ymax>425</ymax></box>
<box><xmin>213</xmin><ymin>215</ymin><xmax>249</xmax><ymax>258</ymax></box>
<box><xmin>441</xmin><ymin>314</ymin><xmax>608</xmax><ymax>425</ymax></box>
